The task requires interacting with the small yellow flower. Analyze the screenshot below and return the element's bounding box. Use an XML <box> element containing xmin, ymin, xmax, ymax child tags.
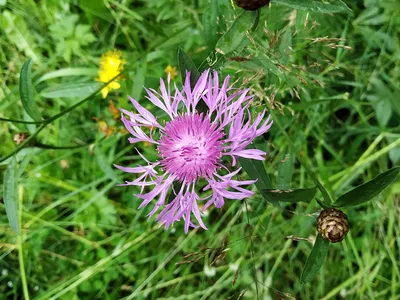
<box><xmin>164</xmin><ymin>65</ymin><xmax>178</xmax><ymax>80</ymax></box>
<box><xmin>97</xmin><ymin>50</ymin><xmax>125</xmax><ymax>98</ymax></box>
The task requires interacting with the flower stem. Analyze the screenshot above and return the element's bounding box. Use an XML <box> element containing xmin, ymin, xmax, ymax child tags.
<box><xmin>18</xmin><ymin>185</ymin><xmax>30</xmax><ymax>300</ymax></box>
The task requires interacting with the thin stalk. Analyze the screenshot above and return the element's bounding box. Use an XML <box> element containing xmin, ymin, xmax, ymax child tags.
<box><xmin>18</xmin><ymin>185</ymin><xmax>30</xmax><ymax>300</ymax></box>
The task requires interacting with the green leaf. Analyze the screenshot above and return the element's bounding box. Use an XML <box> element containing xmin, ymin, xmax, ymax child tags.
<box><xmin>215</xmin><ymin>11</ymin><xmax>256</xmax><ymax>55</ymax></box>
<box><xmin>19</xmin><ymin>59</ymin><xmax>41</xmax><ymax>121</ymax></box>
<box><xmin>40</xmin><ymin>82</ymin><xmax>102</xmax><ymax>98</ymax></box>
<box><xmin>177</xmin><ymin>47</ymin><xmax>201</xmax><ymax>89</ymax></box>
<box><xmin>177</xmin><ymin>47</ymin><xmax>208</xmax><ymax>113</ymax></box>
<box><xmin>277</xmin><ymin>154</ymin><xmax>293</xmax><ymax>190</ymax></box>
<box><xmin>301</xmin><ymin>234</ymin><xmax>330</xmax><ymax>284</ymax></box>
<box><xmin>273</xmin><ymin>0</ymin><xmax>352</xmax><ymax>14</ymax></box>
<box><xmin>36</xmin><ymin>68</ymin><xmax>98</xmax><ymax>83</ymax></box>
<box><xmin>261</xmin><ymin>187</ymin><xmax>317</xmax><ymax>204</ymax></box>
<box><xmin>238</xmin><ymin>157</ymin><xmax>279</xmax><ymax>207</ymax></box>
<box><xmin>332</xmin><ymin>167</ymin><xmax>400</xmax><ymax>207</ymax></box>
<box><xmin>203</xmin><ymin>0</ymin><xmax>219</xmax><ymax>50</ymax></box>
<box><xmin>316</xmin><ymin>198</ymin><xmax>331</xmax><ymax>209</ymax></box>
<box><xmin>3</xmin><ymin>156</ymin><xmax>20</xmax><ymax>234</ymax></box>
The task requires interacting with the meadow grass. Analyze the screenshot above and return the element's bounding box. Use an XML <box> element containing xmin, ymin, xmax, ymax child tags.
<box><xmin>1</xmin><ymin>0</ymin><xmax>400</xmax><ymax>299</ymax></box>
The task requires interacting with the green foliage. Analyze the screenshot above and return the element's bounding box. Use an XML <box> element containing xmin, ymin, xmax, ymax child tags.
<box><xmin>261</xmin><ymin>187</ymin><xmax>317</xmax><ymax>204</ymax></box>
<box><xmin>332</xmin><ymin>167</ymin><xmax>400</xmax><ymax>207</ymax></box>
<box><xmin>49</xmin><ymin>14</ymin><xmax>95</xmax><ymax>62</ymax></box>
<box><xmin>300</xmin><ymin>234</ymin><xmax>330</xmax><ymax>284</ymax></box>
<box><xmin>273</xmin><ymin>0</ymin><xmax>352</xmax><ymax>13</ymax></box>
<box><xmin>0</xmin><ymin>0</ymin><xmax>399</xmax><ymax>299</ymax></box>
<box><xmin>19</xmin><ymin>59</ymin><xmax>41</xmax><ymax>121</ymax></box>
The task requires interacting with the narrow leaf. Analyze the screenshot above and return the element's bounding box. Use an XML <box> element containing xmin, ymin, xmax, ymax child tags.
<box><xmin>40</xmin><ymin>82</ymin><xmax>102</xmax><ymax>98</ymax></box>
<box><xmin>333</xmin><ymin>167</ymin><xmax>400</xmax><ymax>207</ymax></box>
<box><xmin>203</xmin><ymin>0</ymin><xmax>219</xmax><ymax>50</ymax></box>
<box><xmin>301</xmin><ymin>234</ymin><xmax>330</xmax><ymax>284</ymax></box>
<box><xmin>238</xmin><ymin>157</ymin><xmax>278</xmax><ymax>207</ymax></box>
<box><xmin>177</xmin><ymin>47</ymin><xmax>208</xmax><ymax>113</ymax></box>
<box><xmin>3</xmin><ymin>156</ymin><xmax>20</xmax><ymax>234</ymax></box>
<box><xmin>277</xmin><ymin>154</ymin><xmax>293</xmax><ymax>189</ymax></box>
<box><xmin>215</xmin><ymin>11</ymin><xmax>256</xmax><ymax>55</ymax></box>
<box><xmin>19</xmin><ymin>59</ymin><xmax>41</xmax><ymax>121</ymax></box>
<box><xmin>177</xmin><ymin>47</ymin><xmax>200</xmax><ymax>89</ymax></box>
<box><xmin>273</xmin><ymin>0</ymin><xmax>352</xmax><ymax>14</ymax></box>
<box><xmin>36</xmin><ymin>68</ymin><xmax>98</xmax><ymax>83</ymax></box>
<box><xmin>261</xmin><ymin>187</ymin><xmax>317</xmax><ymax>204</ymax></box>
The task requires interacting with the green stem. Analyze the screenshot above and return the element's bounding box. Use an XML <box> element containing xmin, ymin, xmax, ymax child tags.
<box><xmin>250</xmin><ymin>9</ymin><xmax>261</xmax><ymax>32</ymax></box>
<box><xmin>0</xmin><ymin>117</ymin><xmax>41</xmax><ymax>124</ymax></box>
<box><xmin>18</xmin><ymin>185</ymin><xmax>30</xmax><ymax>300</ymax></box>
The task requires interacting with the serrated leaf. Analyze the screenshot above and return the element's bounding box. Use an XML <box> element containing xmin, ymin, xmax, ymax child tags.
<box><xmin>40</xmin><ymin>82</ymin><xmax>102</xmax><ymax>98</ymax></box>
<box><xmin>177</xmin><ymin>47</ymin><xmax>201</xmax><ymax>89</ymax></box>
<box><xmin>301</xmin><ymin>234</ymin><xmax>330</xmax><ymax>284</ymax></box>
<box><xmin>19</xmin><ymin>59</ymin><xmax>41</xmax><ymax>121</ymax></box>
<box><xmin>215</xmin><ymin>11</ymin><xmax>256</xmax><ymax>55</ymax></box>
<box><xmin>277</xmin><ymin>154</ymin><xmax>293</xmax><ymax>189</ymax></box>
<box><xmin>332</xmin><ymin>167</ymin><xmax>400</xmax><ymax>207</ymax></box>
<box><xmin>273</xmin><ymin>0</ymin><xmax>352</xmax><ymax>14</ymax></box>
<box><xmin>3</xmin><ymin>156</ymin><xmax>19</xmax><ymax>234</ymax></box>
<box><xmin>261</xmin><ymin>187</ymin><xmax>317</xmax><ymax>204</ymax></box>
<box><xmin>203</xmin><ymin>0</ymin><xmax>219</xmax><ymax>50</ymax></box>
<box><xmin>238</xmin><ymin>157</ymin><xmax>278</xmax><ymax>207</ymax></box>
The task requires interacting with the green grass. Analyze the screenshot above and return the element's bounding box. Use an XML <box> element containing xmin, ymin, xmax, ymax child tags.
<box><xmin>1</xmin><ymin>0</ymin><xmax>400</xmax><ymax>299</ymax></box>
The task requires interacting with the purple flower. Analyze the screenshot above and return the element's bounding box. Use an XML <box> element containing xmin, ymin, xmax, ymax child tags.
<box><xmin>116</xmin><ymin>69</ymin><xmax>272</xmax><ymax>232</ymax></box>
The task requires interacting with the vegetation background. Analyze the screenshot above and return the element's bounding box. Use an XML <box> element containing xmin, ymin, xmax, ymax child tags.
<box><xmin>1</xmin><ymin>0</ymin><xmax>399</xmax><ymax>299</ymax></box>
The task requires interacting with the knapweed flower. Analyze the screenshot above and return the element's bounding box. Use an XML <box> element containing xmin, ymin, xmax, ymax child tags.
<box><xmin>116</xmin><ymin>69</ymin><xmax>272</xmax><ymax>232</ymax></box>
<box><xmin>97</xmin><ymin>50</ymin><xmax>125</xmax><ymax>98</ymax></box>
<box><xmin>164</xmin><ymin>65</ymin><xmax>178</xmax><ymax>80</ymax></box>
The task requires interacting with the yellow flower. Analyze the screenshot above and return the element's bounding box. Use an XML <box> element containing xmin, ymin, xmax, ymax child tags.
<box><xmin>97</xmin><ymin>50</ymin><xmax>125</xmax><ymax>98</ymax></box>
<box><xmin>164</xmin><ymin>65</ymin><xmax>178</xmax><ymax>80</ymax></box>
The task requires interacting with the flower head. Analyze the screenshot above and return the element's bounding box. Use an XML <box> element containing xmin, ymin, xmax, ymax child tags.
<box><xmin>164</xmin><ymin>65</ymin><xmax>178</xmax><ymax>80</ymax></box>
<box><xmin>97</xmin><ymin>50</ymin><xmax>125</xmax><ymax>98</ymax></box>
<box><xmin>117</xmin><ymin>70</ymin><xmax>273</xmax><ymax>232</ymax></box>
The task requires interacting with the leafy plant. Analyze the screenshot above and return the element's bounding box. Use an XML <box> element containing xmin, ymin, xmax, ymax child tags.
<box><xmin>49</xmin><ymin>14</ymin><xmax>95</xmax><ymax>62</ymax></box>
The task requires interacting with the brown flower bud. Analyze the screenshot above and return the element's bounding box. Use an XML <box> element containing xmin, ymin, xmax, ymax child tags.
<box><xmin>317</xmin><ymin>208</ymin><xmax>349</xmax><ymax>243</ymax></box>
<box><xmin>234</xmin><ymin>0</ymin><xmax>270</xmax><ymax>11</ymax></box>
<box><xmin>13</xmin><ymin>133</ymin><xmax>30</xmax><ymax>145</ymax></box>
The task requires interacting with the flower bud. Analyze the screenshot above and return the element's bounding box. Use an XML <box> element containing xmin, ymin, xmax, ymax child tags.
<box><xmin>317</xmin><ymin>208</ymin><xmax>349</xmax><ymax>243</ymax></box>
<box><xmin>234</xmin><ymin>0</ymin><xmax>270</xmax><ymax>11</ymax></box>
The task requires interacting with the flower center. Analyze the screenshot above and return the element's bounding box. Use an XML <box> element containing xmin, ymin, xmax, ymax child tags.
<box><xmin>158</xmin><ymin>113</ymin><xmax>224</xmax><ymax>182</ymax></box>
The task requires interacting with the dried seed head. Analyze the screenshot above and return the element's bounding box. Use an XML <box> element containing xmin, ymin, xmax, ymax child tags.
<box><xmin>317</xmin><ymin>208</ymin><xmax>349</xmax><ymax>243</ymax></box>
<box><xmin>234</xmin><ymin>0</ymin><xmax>270</xmax><ymax>11</ymax></box>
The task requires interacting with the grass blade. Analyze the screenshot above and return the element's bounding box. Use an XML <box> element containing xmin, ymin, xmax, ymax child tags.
<box><xmin>273</xmin><ymin>0</ymin><xmax>352</xmax><ymax>14</ymax></box>
<box><xmin>277</xmin><ymin>154</ymin><xmax>293</xmax><ymax>190</ymax></box>
<box><xmin>40</xmin><ymin>82</ymin><xmax>102</xmax><ymax>98</ymax></box>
